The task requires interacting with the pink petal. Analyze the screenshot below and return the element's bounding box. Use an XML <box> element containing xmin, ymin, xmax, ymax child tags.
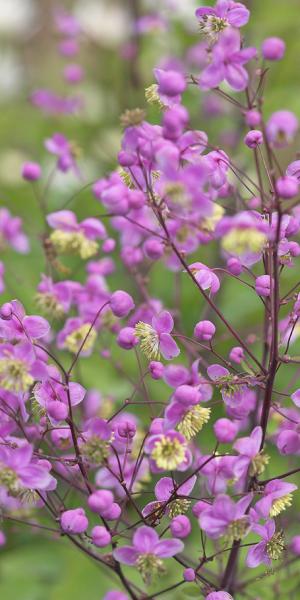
<box><xmin>23</xmin><ymin>316</ymin><xmax>50</xmax><ymax>339</ymax></box>
<box><xmin>133</xmin><ymin>526</ymin><xmax>159</xmax><ymax>552</ymax></box>
<box><xmin>152</xmin><ymin>311</ymin><xmax>174</xmax><ymax>334</ymax></box>
<box><xmin>113</xmin><ymin>547</ymin><xmax>138</xmax><ymax>565</ymax></box>
<box><xmin>159</xmin><ymin>333</ymin><xmax>180</xmax><ymax>360</ymax></box>
<box><xmin>154</xmin><ymin>538</ymin><xmax>184</xmax><ymax>558</ymax></box>
<box><xmin>246</xmin><ymin>541</ymin><xmax>267</xmax><ymax>568</ymax></box>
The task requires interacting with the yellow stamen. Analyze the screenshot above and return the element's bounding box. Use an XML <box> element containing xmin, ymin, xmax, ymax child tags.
<box><xmin>151</xmin><ymin>435</ymin><xmax>186</xmax><ymax>470</ymax></box>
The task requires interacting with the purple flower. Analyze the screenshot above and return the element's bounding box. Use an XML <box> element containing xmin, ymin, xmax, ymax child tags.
<box><xmin>246</xmin><ymin>520</ymin><xmax>284</xmax><ymax>568</ymax></box>
<box><xmin>113</xmin><ymin>525</ymin><xmax>184</xmax><ymax>583</ymax></box>
<box><xmin>196</xmin><ymin>1</ymin><xmax>250</xmax><ymax>40</ymax></box>
<box><xmin>199</xmin><ymin>493</ymin><xmax>252</xmax><ymax>540</ymax></box>
<box><xmin>0</xmin><ymin>441</ymin><xmax>56</xmax><ymax>495</ymax></box>
<box><xmin>135</xmin><ymin>310</ymin><xmax>179</xmax><ymax>360</ymax></box>
<box><xmin>31</xmin><ymin>89</ymin><xmax>82</xmax><ymax>116</ymax></box>
<box><xmin>47</xmin><ymin>211</ymin><xmax>106</xmax><ymax>260</ymax></box>
<box><xmin>189</xmin><ymin>262</ymin><xmax>220</xmax><ymax>294</ymax></box>
<box><xmin>142</xmin><ymin>475</ymin><xmax>196</xmax><ymax>520</ymax></box>
<box><xmin>200</xmin><ymin>28</ymin><xmax>256</xmax><ymax>92</ymax></box>
<box><xmin>0</xmin><ymin>341</ymin><xmax>48</xmax><ymax>394</ymax></box>
<box><xmin>265</xmin><ymin>110</ymin><xmax>298</xmax><ymax>148</ymax></box>
<box><xmin>45</xmin><ymin>133</ymin><xmax>81</xmax><ymax>175</ymax></box>
<box><xmin>0</xmin><ymin>300</ymin><xmax>50</xmax><ymax>342</ymax></box>
<box><xmin>233</xmin><ymin>427</ymin><xmax>269</xmax><ymax>485</ymax></box>
<box><xmin>61</xmin><ymin>508</ymin><xmax>88</xmax><ymax>534</ymax></box>
<box><xmin>254</xmin><ymin>479</ymin><xmax>297</xmax><ymax>518</ymax></box>
<box><xmin>145</xmin><ymin>430</ymin><xmax>191</xmax><ymax>472</ymax></box>
<box><xmin>206</xmin><ymin>593</ymin><xmax>234</xmax><ymax>600</ymax></box>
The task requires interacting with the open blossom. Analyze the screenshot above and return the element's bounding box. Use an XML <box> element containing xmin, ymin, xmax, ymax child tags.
<box><xmin>47</xmin><ymin>210</ymin><xmax>106</xmax><ymax>260</ymax></box>
<box><xmin>200</xmin><ymin>28</ymin><xmax>256</xmax><ymax>91</ymax></box>
<box><xmin>188</xmin><ymin>262</ymin><xmax>220</xmax><ymax>294</ymax></box>
<box><xmin>254</xmin><ymin>479</ymin><xmax>297</xmax><ymax>518</ymax></box>
<box><xmin>45</xmin><ymin>133</ymin><xmax>81</xmax><ymax>175</ymax></box>
<box><xmin>196</xmin><ymin>1</ymin><xmax>249</xmax><ymax>41</ymax></box>
<box><xmin>145</xmin><ymin>430</ymin><xmax>190</xmax><ymax>472</ymax></box>
<box><xmin>135</xmin><ymin>310</ymin><xmax>179</xmax><ymax>360</ymax></box>
<box><xmin>0</xmin><ymin>341</ymin><xmax>48</xmax><ymax>393</ymax></box>
<box><xmin>0</xmin><ymin>300</ymin><xmax>50</xmax><ymax>341</ymax></box>
<box><xmin>246</xmin><ymin>520</ymin><xmax>285</xmax><ymax>568</ymax></box>
<box><xmin>0</xmin><ymin>441</ymin><xmax>56</xmax><ymax>496</ymax></box>
<box><xmin>113</xmin><ymin>525</ymin><xmax>184</xmax><ymax>583</ymax></box>
<box><xmin>233</xmin><ymin>426</ymin><xmax>269</xmax><ymax>483</ymax></box>
<box><xmin>142</xmin><ymin>475</ymin><xmax>197</xmax><ymax>520</ymax></box>
<box><xmin>199</xmin><ymin>493</ymin><xmax>252</xmax><ymax>540</ymax></box>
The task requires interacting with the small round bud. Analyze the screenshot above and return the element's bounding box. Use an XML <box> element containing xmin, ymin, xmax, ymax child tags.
<box><xmin>117</xmin><ymin>421</ymin><xmax>136</xmax><ymax>439</ymax></box>
<box><xmin>64</xmin><ymin>63</ymin><xmax>84</xmax><ymax>84</ymax></box>
<box><xmin>110</xmin><ymin>290</ymin><xmax>135</xmax><ymax>318</ymax></box>
<box><xmin>290</xmin><ymin>536</ymin><xmax>300</xmax><ymax>555</ymax></box>
<box><xmin>244</xmin><ymin>130</ymin><xmax>263</xmax><ymax>148</ymax></box>
<box><xmin>104</xmin><ymin>502</ymin><xmax>122</xmax><ymax>520</ymax></box>
<box><xmin>255</xmin><ymin>275</ymin><xmax>272</xmax><ymax>297</ymax></box>
<box><xmin>143</xmin><ymin>238</ymin><xmax>164</xmax><ymax>260</ymax></box>
<box><xmin>174</xmin><ymin>385</ymin><xmax>200</xmax><ymax>406</ymax></box>
<box><xmin>170</xmin><ymin>515</ymin><xmax>191</xmax><ymax>538</ymax></box>
<box><xmin>245</xmin><ymin>109</ymin><xmax>261</xmax><ymax>127</ymax></box>
<box><xmin>227</xmin><ymin>257</ymin><xmax>242</xmax><ymax>275</ymax></box>
<box><xmin>149</xmin><ymin>360</ymin><xmax>164</xmax><ymax>380</ymax></box>
<box><xmin>22</xmin><ymin>162</ymin><xmax>41</xmax><ymax>181</ymax></box>
<box><xmin>47</xmin><ymin>401</ymin><xmax>69</xmax><ymax>421</ymax></box>
<box><xmin>213</xmin><ymin>418</ymin><xmax>238</xmax><ymax>443</ymax></box>
<box><xmin>276</xmin><ymin>176</ymin><xmax>299</xmax><ymax>199</ymax></box>
<box><xmin>0</xmin><ymin>531</ymin><xmax>6</xmax><ymax>547</ymax></box>
<box><xmin>91</xmin><ymin>525</ymin><xmax>111</xmax><ymax>547</ymax></box>
<box><xmin>192</xmin><ymin>500</ymin><xmax>208</xmax><ymax>518</ymax></box>
<box><xmin>88</xmin><ymin>490</ymin><xmax>114</xmax><ymax>514</ymax></box>
<box><xmin>117</xmin><ymin>327</ymin><xmax>139</xmax><ymax>350</ymax></box>
<box><xmin>194</xmin><ymin>320</ymin><xmax>215</xmax><ymax>341</ymax></box>
<box><xmin>102</xmin><ymin>238</ymin><xmax>116</xmax><ymax>253</ymax></box>
<box><xmin>229</xmin><ymin>346</ymin><xmax>244</xmax><ymax>364</ymax></box>
<box><xmin>262</xmin><ymin>37</ymin><xmax>285</xmax><ymax>61</ymax></box>
<box><xmin>61</xmin><ymin>508</ymin><xmax>88</xmax><ymax>534</ymax></box>
<box><xmin>0</xmin><ymin>302</ymin><xmax>13</xmax><ymax>320</ymax></box>
<box><xmin>183</xmin><ymin>568</ymin><xmax>196</xmax><ymax>582</ymax></box>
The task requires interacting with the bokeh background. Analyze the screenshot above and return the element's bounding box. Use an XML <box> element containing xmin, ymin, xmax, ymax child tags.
<box><xmin>1</xmin><ymin>0</ymin><xmax>300</xmax><ymax>598</ymax></box>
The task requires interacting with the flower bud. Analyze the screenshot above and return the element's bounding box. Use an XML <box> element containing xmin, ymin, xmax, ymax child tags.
<box><xmin>64</xmin><ymin>64</ymin><xmax>84</xmax><ymax>84</ymax></box>
<box><xmin>206</xmin><ymin>592</ymin><xmax>234</xmax><ymax>600</ymax></box>
<box><xmin>276</xmin><ymin>176</ymin><xmax>298</xmax><ymax>199</ymax></box>
<box><xmin>255</xmin><ymin>275</ymin><xmax>272</xmax><ymax>297</ymax></box>
<box><xmin>117</xmin><ymin>421</ymin><xmax>136</xmax><ymax>439</ymax></box>
<box><xmin>183</xmin><ymin>568</ymin><xmax>196</xmax><ymax>582</ymax></box>
<box><xmin>170</xmin><ymin>515</ymin><xmax>191</xmax><ymax>538</ymax></box>
<box><xmin>61</xmin><ymin>508</ymin><xmax>88</xmax><ymax>534</ymax></box>
<box><xmin>0</xmin><ymin>531</ymin><xmax>6</xmax><ymax>546</ymax></box>
<box><xmin>91</xmin><ymin>525</ymin><xmax>111</xmax><ymax>547</ymax></box>
<box><xmin>192</xmin><ymin>500</ymin><xmax>208</xmax><ymax>518</ymax></box>
<box><xmin>227</xmin><ymin>257</ymin><xmax>242</xmax><ymax>275</ymax></box>
<box><xmin>149</xmin><ymin>360</ymin><xmax>164</xmax><ymax>380</ymax></box>
<box><xmin>117</xmin><ymin>327</ymin><xmax>139</xmax><ymax>350</ymax></box>
<box><xmin>143</xmin><ymin>238</ymin><xmax>164</xmax><ymax>260</ymax></box>
<box><xmin>22</xmin><ymin>162</ymin><xmax>41</xmax><ymax>181</ymax></box>
<box><xmin>88</xmin><ymin>490</ymin><xmax>114</xmax><ymax>514</ymax></box>
<box><xmin>47</xmin><ymin>401</ymin><xmax>69</xmax><ymax>421</ymax></box>
<box><xmin>244</xmin><ymin>130</ymin><xmax>263</xmax><ymax>148</ymax></box>
<box><xmin>262</xmin><ymin>37</ymin><xmax>285</xmax><ymax>61</ymax></box>
<box><xmin>104</xmin><ymin>502</ymin><xmax>122</xmax><ymax>520</ymax></box>
<box><xmin>174</xmin><ymin>385</ymin><xmax>200</xmax><ymax>406</ymax></box>
<box><xmin>110</xmin><ymin>291</ymin><xmax>135</xmax><ymax>318</ymax></box>
<box><xmin>290</xmin><ymin>536</ymin><xmax>300</xmax><ymax>555</ymax></box>
<box><xmin>0</xmin><ymin>302</ymin><xmax>13</xmax><ymax>320</ymax></box>
<box><xmin>229</xmin><ymin>346</ymin><xmax>244</xmax><ymax>364</ymax></box>
<box><xmin>102</xmin><ymin>238</ymin><xmax>116</xmax><ymax>253</ymax></box>
<box><xmin>213</xmin><ymin>418</ymin><xmax>238</xmax><ymax>443</ymax></box>
<box><xmin>154</xmin><ymin>68</ymin><xmax>186</xmax><ymax>97</ymax></box>
<box><xmin>245</xmin><ymin>109</ymin><xmax>261</xmax><ymax>127</ymax></box>
<box><xmin>194</xmin><ymin>320</ymin><xmax>215</xmax><ymax>341</ymax></box>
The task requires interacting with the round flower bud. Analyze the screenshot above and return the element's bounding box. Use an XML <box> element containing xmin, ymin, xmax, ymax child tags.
<box><xmin>194</xmin><ymin>320</ymin><xmax>215</xmax><ymax>341</ymax></box>
<box><xmin>47</xmin><ymin>401</ymin><xmax>69</xmax><ymax>421</ymax></box>
<box><xmin>170</xmin><ymin>515</ymin><xmax>191</xmax><ymax>538</ymax></box>
<box><xmin>192</xmin><ymin>500</ymin><xmax>208</xmax><ymax>518</ymax></box>
<box><xmin>117</xmin><ymin>150</ymin><xmax>136</xmax><ymax>167</ymax></box>
<box><xmin>64</xmin><ymin>63</ymin><xmax>84</xmax><ymax>84</ymax></box>
<box><xmin>229</xmin><ymin>346</ymin><xmax>244</xmax><ymax>364</ymax></box>
<box><xmin>91</xmin><ymin>525</ymin><xmax>111</xmax><ymax>547</ymax></box>
<box><xmin>0</xmin><ymin>302</ymin><xmax>13</xmax><ymax>320</ymax></box>
<box><xmin>58</xmin><ymin>39</ymin><xmax>79</xmax><ymax>57</ymax></box>
<box><xmin>227</xmin><ymin>257</ymin><xmax>242</xmax><ymax>275</ymax></box>
<box><xmin>128</xmin><ymin>190</ymin><xmax>145</xmax><ymax>209</ymax></box>
<box><xmin>149</xmin><ymin>360</ymin><xmax>164</xmax><ymax>380</ymax></box>
<box><xmin>104</xmin><ymin>502</ymin><xmax>122</xmax><ymax>520</ymax></box>
<box><xmin>244</xmin><ymin>130</ymin><xmax>263</xmax><ymax>148</ymax></box>
<box><xmin>213</xmin><ymin>418</ymin><xmax>238</xmax><ymax>443</ymax></box>
<box><xmin>143</xmin><ymin>238</ymin><xmax>164</xmax><ymax>260</ymax></box>
<box><xmin>245</xmin><ymin>109</ymin><xmax>261</xmax><ymax>127</ymax></box>
<box><xmin>154</xmin><ymin>68</ymin><xmax>186</xmax><ymax>97</ymax></box>
<box><xmin>149</xmin><ymin>417</ymin><xmax>164</xmax><ymax>434</ymax></box>
<box><xmin>247</xmin><ymin>196</ymin><xmax>261</xmax><ymax>209</ymax></box>
<box><xmin>117</xmin><ymin>327</ymin><xmax>139</xmax><ymax>350</ymax></box>
<box><xmin>60</xmin><ymin>508</ymin><xmax>88</xmax><ymax>534</ymax></box>
<box><xmin>88</xmin><ymin>490</ymin><xmax>114</xmax><ymax>514</ymax></box>
<box><xmin>110</xmin><ymin>290</ymin><xmax>135</xmax><ymax>318</ymax></box>
<box><xmin>255</xmin><ymin>275</ymin><xmax>272</xmax><ymax>297</ymax></box>
<box><xmin>183</xmin><ymin>568</ymin><xmax>196</xmax><ymax>582</ymax></box>
<box><xmin>262</xmin><ymin>37</ymin><xmax>285</xmax><ymax>61</ymax></box>
<box><xmin>174</xmin><ymin>385</ymin><xmax>200</xmax><ymax>406</ymax></box>
<box><xmin>290</xmin><ymin>536</ymin><xmax>300</xmax><ymax>555</ymax></box>
<box><xmin>103</xmin><ymin>592</ymin><xmax>129</xmax><ymax>600</ymax></box>
<box><xmin>22</xmin><ymin>162</ymin><xmax>41</xmax><ymax>181</ymax></box>
<box><xmin>117</xmin><ymin>421</ymin><xmax>136</xmax><ymax>439</ymax></box>
<box><xmin>276</xmin><ymin>176</ymin><xmax>299</xmax><ymax>199</ymax></box>
<box><xmin>102</xmin><ymin>238</ymin><xmax>116</xmax><ymax>253</ymax></box>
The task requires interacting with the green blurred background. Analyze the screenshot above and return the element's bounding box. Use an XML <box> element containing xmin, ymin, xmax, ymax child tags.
<box><xmin>1</xmin><ymin>0</ymin><xmax>300</xmax><ymax>598</ymax></box>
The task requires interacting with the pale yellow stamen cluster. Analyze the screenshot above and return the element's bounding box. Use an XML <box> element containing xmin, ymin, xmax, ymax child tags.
<box><xmin>225</xmin><ymin>517</ymin><xmax>250</xmax><ymax>543</ymax></box>
<box><xmin>250</xmin><ymin>452</ymin><xmax>270</xmax><ymax>476</ymax></box>
<box><xmin>0</xmin><ymin>465</ymin><xmax>20</xmax><ymax>496</ymax></box>
<box><xmin>120</xmin><ymin>108</ymin><xmax>146</xmax><ymax>128</ymax></box>
<box><xmin>270</xmin><ymin>493</ymin><xmax>294</xmax><ymax>517</ymax></box>
<box><xmin>198</xmin><ymin>15</ymin><xmax>228</xmax><ymax>39</ymax></box>
<box><xmin>49</xmin><ymin>230</ymin><xmax>99</xmax><ymax>260</ymax></box>
<box><xmin>201</xmin><ymin>204</ymin><xmax>225</xmax><ymax>233</ymax></box>
<box><xmin>80</xmin><ymin>435</ymin><xmax>110</xmax><ymax>464</ymax></box>
<box><xmin>151</xmin><ymin>435</ymin><xmax>186</xmax><ymax>470</ymax></box>
<box><xmin>177</xmin><ymin>406</ymin><xmax>211</xmax><ymax>440</ymax></box>
<box><xmin>145</xmin><ymin>84</ymin><xmax>165</xmax><ymax>109</ymax></box>
<box><xmin>169</xmin><ymin>498</ymin><xmax>191</xmax><ymax>518</ymax></box>
<box><xmin>136</xmin><ymin>553</ymin><xmax>166</xmax><ymax>584</ymax></box>
<box><xmin>35</xmin><ymin>292</ymin><xmax>64</xmax><ymax>318</ymax></box>
<box><xmin>135</xmin><ymin>322</ymin><xmax>160</xmax><ymax>360</ymax></box>
<box><xmin>266</xmin><ymin>531</ymin><xmax>285</xmax><ymax>560</ymax></box>
<box><xmin>64</xmin><ymin>324</ymin><xmax>97</xmax><ymax>355</ymax></box>
<box><xmin>222</xmin><ymin>228</ymin><xmax>267</xmax><ymax>256</ymax></box>
<box><xmin>0</xmin><ymin>358</ymin><xmax>33</xmax><ymax>392</ymax></box>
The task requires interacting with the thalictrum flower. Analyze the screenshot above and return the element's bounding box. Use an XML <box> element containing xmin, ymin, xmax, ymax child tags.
<box><xmin>246</xmin><ymin>520</ymin><xmax>285</xmax><ymax>568</ymax></box>
<box><xmin>135</xmin><ymin>310</ymin><xmax>179</xmax><ymax>360</ymax></box>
